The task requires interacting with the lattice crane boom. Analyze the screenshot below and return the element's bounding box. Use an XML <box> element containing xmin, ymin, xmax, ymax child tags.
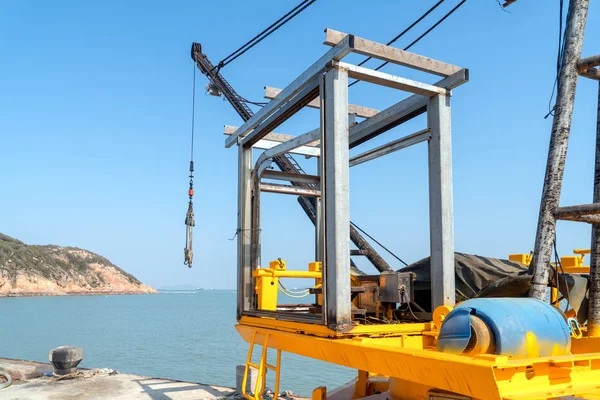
<box><xmin>190</xmin><ymin>42</ymin><xmax>392</xmax><ymax>273</ymax></box>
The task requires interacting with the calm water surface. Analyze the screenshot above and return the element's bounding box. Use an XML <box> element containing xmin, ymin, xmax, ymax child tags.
<box><xmin>0</xmin><ymin>291</ymin><xmax>353</xmax><ymax>396</ymax></box>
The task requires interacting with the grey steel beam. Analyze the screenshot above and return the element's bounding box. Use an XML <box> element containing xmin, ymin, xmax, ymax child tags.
<box><xmin>316</xmin><ymin>75</ymin><xmax>325</xmax><ymax>267</ymax></box>
<box><xmin>428</xmin><ymin>94</ymin><xmax>455</xmax><ymax>309</ymax></box>
<box><xmin>251</xmin><ymin>139</ymin><xmax>320</xmax><ymax>157</ymax></box>
<box><xmin>260</xmin><ymin>183</ymin><xmax>321</xmax><ymax>197</ymax></box>
<box><xmin>224</xmin><ymin>125</ymin><xmax>320</xmax><ymax>156</ymax></box>
<box><xmin>560</xmin><ymin>215</ymin><xmax>600</xmax><ymax>224</ymax></box>
<box><xmin>324</xmin><ymin>28</ymin><xmax>461</xmax><ymax>77</ymax></box>
<box><xmin>338</xmin><ymin>62</ymin><xmax>448</xmax><ymax>97</ymax></box>
<box><xmin>264</xmin><ymin>86</ymin><xmax>380</xmax><ymax>118</ymax></box>
<box><xmin>554</xmin><ymin>203</ymin><xmax>600</xmax><ymax>219</ymax></box>
<box><xmin>349</xmin><ymin>128</ymin><xmax>431</xmax><ymax>167</ymax></box>
<box><xmin>529</xmin><ymin>0</ymin><xmax>590</xmax><ymax>301</ymax></box>
<box><xmin>255</xmin><ymin>128</ymin><xmax>321</xmax><ymax>166</ymax></box>
<box><xmin>237</xmin><ymin>145</ymin><xmax>254</xmax><ymax>320</ymax></box>
<box><xmin>322</xmin><ymin>65</ymin><xmax>352</xmax><ymax>331</ymax></box>
<box><xmin>348</xmin><ymin>69</ymin><xmax>468</xmax><ymax>148</ymax></box>
<box><xmin>241</xmin><ymin>77</ymin><xmax>320</xmax><ymax>148</ymax></box>
<box><xmin>253</xmin><ymin>69</ymin><xmax>468</xmax><ymax>153</ymax></box>
<box><xmin>224</xmin><ymin>125</ymin><xmax>319</xmax><ymax>146</ymax></box>
<box><xmin>262</xmin><ymin>170</ymin><xmax>320</xmax><ymax>185</ymax></box>
<box><xmin>579</xmin><ymin>54</ymin><xmax>600</xmax><ymax>69</ymax></box>
<box><xmin>590</xmin><ymin>81</ymin><xmax>600</xmax><ymax>337</ymax></box>
<box><xmin>579</xmin><ymin>67</ymin><xmax>600</xmax><ymax>81</ymax></box>
<box><xmin>225</xmin><ymin>35</ymin><xmax>352</xmax><ymax>148</ymax></box>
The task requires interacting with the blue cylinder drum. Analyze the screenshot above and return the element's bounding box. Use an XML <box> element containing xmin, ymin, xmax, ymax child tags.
<box><xmin>437</xmin><ymin>298</ymin><xmax>571</xmax><ymax>358</ymax></box>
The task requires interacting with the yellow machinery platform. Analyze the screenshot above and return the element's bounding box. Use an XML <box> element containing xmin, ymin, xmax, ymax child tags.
<box><xmin>236</xmin><ymin>318</ymin><xmax>600</xmax><ymax>400</ymax></box>
<box><xmin>192</xmin><ymin>4</ymin><xmax>600</xmax><ymax>396</ymax></box>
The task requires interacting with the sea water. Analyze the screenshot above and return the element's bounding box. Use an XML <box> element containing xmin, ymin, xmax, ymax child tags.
<box><xmin>0</xmin><ymin>291</ymin><xmax>353</xmax><ymax>396</ymax></box>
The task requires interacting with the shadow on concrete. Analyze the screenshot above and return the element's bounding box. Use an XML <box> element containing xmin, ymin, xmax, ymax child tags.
<box><xmin>134</xmin><ymin>377</ymin><xmax>234</xmax><ymax>399</ymax></box>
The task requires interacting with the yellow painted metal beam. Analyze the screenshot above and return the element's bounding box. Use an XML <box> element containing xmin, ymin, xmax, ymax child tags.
<box><xmin>238</xmin><ymin>316</ymin><xmax>430</xmax><ymax>338</ymax></box>
<box><xmin>252</xmin><ymin>269</ymin><xmax>321</xmax><ymax>279</ymax></box>
<box><xmin>236</xmin><ymin>325</ymin><xmax>600</xmax><ymax>399</ymax></box>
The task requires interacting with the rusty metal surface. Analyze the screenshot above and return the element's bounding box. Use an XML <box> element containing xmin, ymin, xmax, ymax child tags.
<box><xmin>590</xmin><ymin>81</ymin><xmax>600</xmax><ymax>334</ymax></box>
<box><xmin>378</xmin><ymin>272</ymin><xmax>415</xmax><ymax>304</ymax></box>
<box><xmin>529</xmin><ymin>0</ymin><xmax>590</xmax><ymax>300</ymax></box>
<box><xmin>579</xmin><ymin>67</ymin><xmax>600</xmax><ymax>80</ymax></box>
<box><xmin>554</xmin><ymin>203</ymin><xmax>600</xmax><ymax>218</ymax></box>
<box><xmin>579</xmin><ymin>54</ymin><xmax>600</xmax><ymax>69</ymax></box>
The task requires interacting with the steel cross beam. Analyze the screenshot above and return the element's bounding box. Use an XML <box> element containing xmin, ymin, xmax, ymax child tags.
<box><xmin>192</xmin><ymin>41</ymin><xmax>392</xmax><ymax>276</ymax></box>
<box><xmin>226</xmin><ymin>28</ymin><xmax>466</xmax><ymax>326</ymax></box>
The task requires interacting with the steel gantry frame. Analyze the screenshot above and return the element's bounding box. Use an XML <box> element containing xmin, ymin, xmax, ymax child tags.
<box><xmin>227</xmin><ymin>29</ymin><xmax>468</xmax><ymax>330</ymax></box>
<box><xmin>191</xmin><ymin>43</ymin><xmax>393</xmax><ymax>275</ymax></box>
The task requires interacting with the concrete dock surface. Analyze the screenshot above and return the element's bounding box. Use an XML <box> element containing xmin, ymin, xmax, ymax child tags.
<box><xmin>0</xmin><ymin>358</ymin><xmax>242</xmax><ymax>399</ymax></box>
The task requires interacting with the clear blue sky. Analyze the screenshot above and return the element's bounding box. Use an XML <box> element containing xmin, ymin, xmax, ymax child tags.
<box><xmin>1</xmin><ymin>1</ymin><xmax>599</xmax><ymax>290</ymax></box>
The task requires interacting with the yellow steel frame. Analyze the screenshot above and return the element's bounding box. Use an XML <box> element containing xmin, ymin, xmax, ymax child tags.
<box><xmin>240</xmin><ymin>252</ymin><xmax>600</xmax><ymax>399</ymax></box>
<box><xmin>237</xmin><ymin>323</ymin><xmax>600</xmax><ymax>399</ymax></box>
<box><xmin>241</xmin><ymin>331</ymin><xmax>281</xmax><ymax>400</ymax></box>
<box><xmin>512</xmin><ymin>249</ymin><xmax>592</xmax><ymax>274</ymax></box>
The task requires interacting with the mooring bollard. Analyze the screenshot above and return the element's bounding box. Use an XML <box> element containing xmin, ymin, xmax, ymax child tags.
<box><xmin>49</xmin><ymin>346</ymin><xmax>84</xmax><ymax>376</ymax></box>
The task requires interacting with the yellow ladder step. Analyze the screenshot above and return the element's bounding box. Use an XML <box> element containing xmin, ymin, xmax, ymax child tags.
<box><xmin>242</xmin><ymin>331</ymin><xmax>282</xmax><ymax>400</ymax></box>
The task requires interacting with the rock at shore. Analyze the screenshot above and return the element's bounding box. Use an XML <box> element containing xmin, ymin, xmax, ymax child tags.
<box><xmin>0</xmin><ymin>233</ymin><xmax>156</xmax><ymax>297</ymax></box>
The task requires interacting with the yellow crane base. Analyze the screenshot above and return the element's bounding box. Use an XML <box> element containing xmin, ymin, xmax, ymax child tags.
<box><xmin>236</xmin><ymin>317</ymin><xmax>600</xmax><ymax>400</ymax></box>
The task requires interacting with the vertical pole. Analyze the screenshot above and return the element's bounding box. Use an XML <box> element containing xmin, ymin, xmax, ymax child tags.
<box><xmin>316</xmin><ymin>75</ymin><xmax>325</xmax><ymax>265</ymax></box>
<box><xmin>427</xmin><ymin>93</ymin><xmax>455</xmax><ymax>309</ymax></box>
<box><xmin>323</xmin><ymin>65</ymin><xmax>351</xmax><ymax>330</ymax></box>
<box><xmin>315</xmin><ymin>196</ymin><xmax>323</xmax><ymax>260</ymax></box>
<box><xmin>589</xmin><ymin>81</ymin><xmax>600</xmax><ymax>336</ymax></box>
<box><xmin>529</xmin><ymin>0</ymin><xmax>589</xmax><ymax>300</ymax></box>
<box><xmin>237</xmin><ymin>143</ymin><xmax>254</xmax><ymax>319</ymax></box>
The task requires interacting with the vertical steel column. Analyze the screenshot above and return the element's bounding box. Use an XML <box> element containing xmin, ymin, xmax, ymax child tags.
<box><xmin>427</xmin><ymin>93</ymin><xmax>456</xmax><ymax>309</ymax></box>
<box><xmin>237</xmin><ymin>143</ymin><xmax>254</xmax><ymax>319</ymax></box>
<box><xmin>315</xmin><ymin>197</ymin><xmax>323</xmax><ymax>262</ymax></box>
<box><xmin>529</xmin><ymin>0</ymin><xmax>589</xmax><ymax>300</ymax></box>
<box><xmin>323</xmin><ymin>65</ymin><xmax>351</xmax><ymax>330</ymax></box>
<box><xmin>590</xmin><ymin>82</ymin><xmax>600</xmax><ymax>336</ymax></box>
<box><xmin>316</xmin><ymin>75</ymin><xmax>325</xmax><ymax>265</ymax></box>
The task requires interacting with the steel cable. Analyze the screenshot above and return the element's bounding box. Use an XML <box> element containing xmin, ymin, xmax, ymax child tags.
<box><xmin>216</xmin><ymin>0</ymin><xmax>316</xmax><ymax>70</ymax></box>
<box><xmin>349</xmin><ymin>0</ymin><xmax>468</xmax><ymax>88</ymax></box>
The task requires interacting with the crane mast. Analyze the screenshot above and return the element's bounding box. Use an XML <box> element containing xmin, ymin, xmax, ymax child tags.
<box><xmin>190</xmin><ymin>42</ymin><xmax>392</xmax><ymax>273</ymax></box>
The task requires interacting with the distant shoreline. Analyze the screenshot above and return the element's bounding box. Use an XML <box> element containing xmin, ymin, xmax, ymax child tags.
<box><xmin>0</xmin><ymin>291</ymin><xmax>157</xmax><ymax>298</ymax></box>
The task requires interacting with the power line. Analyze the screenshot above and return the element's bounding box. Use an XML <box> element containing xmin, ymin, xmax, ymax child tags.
<box><xmin>215</xmin><ymin>0</ymin><xmax>316</xmax><ymax>70</ymax></box>
<box><xmin>349</xmin><ymin>0</ymin><xmax>468</xmax><ymax>88</ymax></box>
<box><xmin>401</xmin><ymin>0</ymin><xmax>468</xmax><ymax>54</ymax></box>
<box><xmin>545</xmin><ymin>0</ymin><xmax>566</xmax><ymax>119</ymax></box>
<box><xmin>356</xmin><ymin>0</ymin><xmax>446</xmax><ymax>68</ymax></box>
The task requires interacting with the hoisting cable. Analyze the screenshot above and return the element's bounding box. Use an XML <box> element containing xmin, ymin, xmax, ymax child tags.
<box><xmin>213</xmin><ymin>0</ymin><xmax>316</xmax><ymax>71</ymax></box>
<box><xmin>350</xmin><ymin>222</ymin><xmax>409</xmax><ymax>266</ymax></box>
<box><xmin>553</xmin><ymin>234</ymin><xmax>571</xmax><ymax>312</ymax></box>
<box><xmin>184</xmin><ymin>64</ymin><xmax>196</xmax><ymax>268</ymax></box>
<box><xmin>545</xmin><ymin>0</ymin><xmax>566</xmax><ymax>119</ymax></box>
<box><xmin>349</xmin><ymin>0</ymin><xmax>468</xmax><ymax>88</ymax></box>
<box><xmin>355</xmin><ymin>0</ymin><xmax>446</xmax><ymax>69</ymax></box>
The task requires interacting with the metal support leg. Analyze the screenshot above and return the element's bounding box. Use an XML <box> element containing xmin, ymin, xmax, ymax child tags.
<box><xmin>323</xmin><ymin>65</ymin><xmax>351</xmax><ymax>330</ymax></box>
<box><xmin>590</xmin><ymin>81</ymin><xmax>600</xmax><ymax>336</ymax></box>
<box><xmin>427</xmin><ymin>94</ymin><xmax>455</xmax><ymax>309</ymax></box>
<box><xmin>529</xmin><ymin>0</ymin><xmax>589</xmax><ymax>300</ymax></box>
<box><xmin>238</xmin><ymin>144</ymin><xmax>254</xmax><ymax>319</ymax></box>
